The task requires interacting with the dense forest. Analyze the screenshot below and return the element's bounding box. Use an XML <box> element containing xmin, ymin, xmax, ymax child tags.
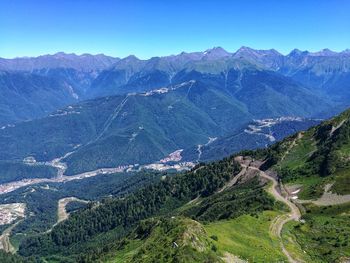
<box><xmin>18</xmin><ymin>157</ymin><xmax>241</xmax><ymax>258</ymax></box>
<box><xmin>0</xmin><ymin>161</ymin><xmax>57</xmax><ymax>184</ymax></box>
<box><xmin>0</xmin><ymin>171</ymin><xmax>163</xmax><ymax>238</ymax></box>
<box><xmin>3</xmin><ymin>109</ymin><xmax>350</xmax><ymax>262</ymax></box>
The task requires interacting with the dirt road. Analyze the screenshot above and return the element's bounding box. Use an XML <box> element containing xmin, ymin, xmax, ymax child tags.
<box><xmin>251</xmin><ymin>166</ymin><xmax>301</xmax><ymax>263</ymax></box>
<box><xmin>0</xmin><ymin>220</ymin><xmax>22</xmax><ymax>253</ymax></box>
<box><xmin>218</xmin><ymin>156</ymin><xmax>251</xmax><ymax>193</ymax></box>
<box><xmin>235</xmin><ymin>157</ymin><xmax>301</xmax><ymax>263</ymax></box>
<box><xmin>57</xmin><ymin>197</ymin><xmax>89</xmax><ymax>224</ymax></box>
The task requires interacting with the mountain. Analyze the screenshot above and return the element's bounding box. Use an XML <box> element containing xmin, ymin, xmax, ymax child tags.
<box><xmin>87</xmin><ymin>46</ymin><xmax>350</xmax><ymax>114</ymax></box>
<box><xmin>1</xmin><ymin>47</ymin><xmax>350</xmax><ymax>126</ymax></box>
<box><xmin>280</xmin><ymin>51</ymin><xmax>350</xmax><ymax>104</ymax></box>
<box><xmin>0</xmin><ymin>71</ymin><xmax>82</xmax><ymax>125</ymax></box>
<box><xmin>232</xmin><ymin>46</ymin><xmax>284</xmax><ymax>70</ymax></box>
<box><xmin>11</xmin><ymin>108</ymin><xmax>350</xmax><ymax>262</ymax></box>
<box><xmin>261</xmin><ymin>108</ymin><xmax>350</xmax><ymax>198</ymax></box>
<box><xmin>0</xmin><ymin>53</ymin><xmax>119</xmax><ymax>124</ymax></box>
<box><xmin>0</xmin><ymin>67</ymin><xmax>329</xmax><ymax>176</ymax></box>
<box><xmin>87</xmin><ymin>47</ymin><xmax>233</xmax><ymax>98</ymax></box>
<box><xmin>0</xmin><ymin>46</ymin><xmax>347</xmax><ymax>180</ymax></box>
<box><xmin>230</xmin><ymin>47</ymin><xmax>350</xmax><ymax>106</ymax></box>
<box><xmin>0</xmin><ymin>52</ymin><xmax>119</xmax><ymax>72</ymax></box>
<box><xmin>182</xmin><ymin>117</ymin><xmax>321</xmax><ymax>162</ymax></box>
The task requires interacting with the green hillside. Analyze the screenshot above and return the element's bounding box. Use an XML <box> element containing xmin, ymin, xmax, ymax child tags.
<box><xmin>262</xmin><ymin>108</ymin><xmax>350</xmax><ymax>199</ymax></box>
<box><xmin>0</xmin><ymin>66</ymin><xmax>329</xmax><ymax>176</ymax></box>
<box><xmin>104</xmin><ymin>217</ymin><xmax>220</xmax><ymax>263</ymax></box>
<box><xmin>0</xmin><ymin>161</ymin><xmax>57</xmax><ymax>184</ymax></box>
<box><xmin>2</xmin><ymin>109</ymin><xmax>350</xmax><ymax>263</ymax></box>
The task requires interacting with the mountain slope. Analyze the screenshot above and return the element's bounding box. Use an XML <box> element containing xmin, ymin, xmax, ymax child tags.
<box><xmin>182</xmin><ymin>117</ymin><xmax>321</xmax><ymax>162</ymax></box>
<box><xmin>261</xmin><ymin>108</ymin><xmax>350</xmax><ymax>198</ymax></box>
<box><xmin>107</xmin><ymin>217</ymin><xmax>220</xmax><ymax>263</ymax></box>
<box><xmin>87</xmin><ymin>47</ymin><xmax>350</xmax><ymax>113</ymax></box>
<box><xmin>1</xmin><ymin>47</ymin><xmax>349</xmax><ymax>126</ymax></box>
<box><xmin>17</xmin><ymin>158</ymin><xmax>241</xmax><ymax>255</ymax></box>
<box><xmin>230</xmin><ymin>47</ymin><xmax>350</xmax><ymax>107</ymax></box>
<box><xmin>0</xmin><ymin>53</ymin><xmax>119</xmax><ymax>72</ymax></box>
<box><xmin>0</xmin><ymin>70</ymin><xmax>329</xmax><ymax>176</ymax></box>
<box><xmin>279</xmin><ymin>51</ymin><xmax>350</xmax><ymax>105</ymax></box>
<box><xmin>0</xmin><ymin>53</ymin><xmax>119</xmax><ymax>124</ymax></box>
<box><xmin>0</xmin><ymin>71</ymin><xmax>81</xmax><ymax>125</ymax></box>
<box><xmin>0</xmin><ymin>108</ymin><xmax>346</xmax><ymax>262</ymax></box>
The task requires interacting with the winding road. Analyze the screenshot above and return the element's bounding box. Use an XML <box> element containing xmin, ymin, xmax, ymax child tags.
<box><xmin>252</xmin><ymin>166</ymin><xmax>301</xmax><ymax>263</ymax></box>
<box><xmin>237</xmin><ymin>157</ymin><xmax>302</xmax><ymax>263</ymax></box>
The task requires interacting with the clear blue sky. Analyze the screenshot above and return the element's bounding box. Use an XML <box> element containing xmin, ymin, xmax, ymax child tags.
<box><xmin>1</xmin><ymin>0</ymin><xmax>349</xmax><ymax>58</ymax></box>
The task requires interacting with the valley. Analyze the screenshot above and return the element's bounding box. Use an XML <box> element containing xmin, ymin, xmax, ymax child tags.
<box><xmin>0</xmin><ymin>150</ymin><xmax>195</xmax><ymax>195</ymax></box>
<box><xmin>0</xmin><ymin>47</ymin><xmax>349</xmax><ymax>262</ymax></box>
<box><xmin>1</xmin><ymin>0</ymin><xmax>349</xmax><ymax>261</ymax></box>
<box><xmin>0</xmin><ymin>108</ymin><xmax>348</xmax><ymax>262</ymax></box>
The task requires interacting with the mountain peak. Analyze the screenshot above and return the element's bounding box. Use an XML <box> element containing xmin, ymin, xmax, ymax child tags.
<box><xmin>287</xmin><ymin>49</ymin><xmax>309</xmax><ymax>57</ymax></box>
<box><xmin>122</xmin><ymin>55</ymin><xmax>140</xmax><ymax>61</ymax></box>
<box><xmin>203</xmin><ymin>47</ymin><xmax>231</xmax><ymax>59</ymax></box>
<box><xmin>51</xmin><ymin>52</ymin><xmax>78</xmax><ymax>58</ymax></box>
<box><xmin>312</xmin><ymin>48</ymin><xmax>337</xmax><ymax>56</ymax></box>
<box><xmin>205</xmin><ymin>46</ymin><xmax>228</xmax><ymax>52</ymax></box>
<box><xmin>234</xmin><ymin>46</ymin><xmax>282</xmax><ymax>59</ymax></box>
<box><xmin>53</xmin><ymin>52</ymin><xmax>68</xmax><ymax>56</ymax></box>
<box><xmin>236</xmin><ymin>46</ymin><xmax>254</xmax><ymax>52</ymax></box>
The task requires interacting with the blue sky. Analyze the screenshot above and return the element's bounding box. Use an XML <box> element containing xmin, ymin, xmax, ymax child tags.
<box><xmin>1</xmin><ymin>0</ymin><xmax>349</xmax><ymax>58</ymax></box>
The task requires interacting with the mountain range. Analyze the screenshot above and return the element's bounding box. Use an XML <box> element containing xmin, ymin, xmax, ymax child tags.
<box><xmin>0</xmin><ymin>47</ymin><xmax>349</xmax><ymax>262</ymax></box>
<box><xmin>1</xmin><ymin>46</ymin><xmax>349</xmax><ymax>177</ymax></box>
<box><xmin>0</xmin><ymin>71</ymin><xmax>326</xmax><ymax>175</ymax></box>
<box><xmin>8</xmin><ymin>107</ymin><xmax>350</xmax><ymax>263</ymax></box>
<box><xmin>1</xmin><ymin>46</ymin><xmax>350</xmax><ymax>125</ymax></box>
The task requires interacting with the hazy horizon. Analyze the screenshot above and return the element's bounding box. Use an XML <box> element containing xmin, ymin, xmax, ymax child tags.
<box><xmin>1</xmin><ymin>46</ymin><xmax>349</xmax><ymax>60</ymax></box>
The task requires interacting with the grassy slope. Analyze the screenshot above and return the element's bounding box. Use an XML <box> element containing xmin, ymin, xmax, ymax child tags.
<box><xmin>263</xmin><ymin>109</ymin><xmax>350</xmax><ymax>262</ymax></box>
<box><xmin>105</xmin><ymin>217</ymin><xmax>220</xmax><ymax>263</ymax></box>
<box><xmin>269</xmin><ymin>109</ymin><xmax>350</xmax><ymax>199</ymax></box>
<box><xmin>205</xmin><ymin>211</ymin><xmax>286</xmax><ymax>262</ymax></box>
<box><xmin>6</xmin><ymin>109</ymin><xmax>350</xmax><ymax>263</ymax></box>
<box><xmin>105</xmin><ymin>210</ymin><xmax>290</xmax><ymax>263</ymax></box>
<box><xmin>282</xmin><ymin>203</ymin><xmax>350</xmax><ymax>263</ymax></box>
<box><xmin>275</xmin><ymin>129</ymin><xmax>327</xmax><ymax>199</ymax></box>
<box><xmin>88</xmin><ymin>109</ymin><xmax>350</xmax><ymax>262</ymax></box>
<box><xmin>98</xmin><ymin>177</ymin><xmax>278</xmax><ymax>263</ymax></box>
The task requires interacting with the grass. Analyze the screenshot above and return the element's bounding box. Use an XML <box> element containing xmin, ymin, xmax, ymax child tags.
<box><xmin>204</xmin><ymin>211</ymin><xmax>287</xmax><ymax>262</ymax></box>
<box><xmin>106</xmin><ymin>217</ymin><xmax>219</xmax><ymax>263</ymax></box>
<box><xmin>281</xmin><ymin>221</ymin><xmax>314</xmax><ymax>262</ymax></box>
<box><xmin>289</xmin><ymin>203</ymin><xmax>350</xmax><ymax>262</ymax></box>
<box><xmin>9</xmin><ymin>233</ymin><xmax>25</xmax><ymax>252</ymax></box>
<box><xmin>279</xmin><ymin>135</ymin><xmax>316</xmax><ymax>170</ymax></box>
<box><xmin>276</xmin><ymin>132</ymin><xmax>330</xmax><ymax>200</ymax></box>
<box><xmin>105</xmin><ymin>239</ymin><xmax>143</xmax><ymax>263</ymax></box>
<box><xmin>331</xmin><ymin>167</ymin><xmax>350</xmax><ymax>195</ymax></box>
<box><xmin>339</xmin><ymin>142</ymin><xmax>350</xmax><ymax>156</ymax></box>
<box><xmin>285</xmin><ymin>176</ymin><xmax>329</xmax><ymax>200</ymax></box>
